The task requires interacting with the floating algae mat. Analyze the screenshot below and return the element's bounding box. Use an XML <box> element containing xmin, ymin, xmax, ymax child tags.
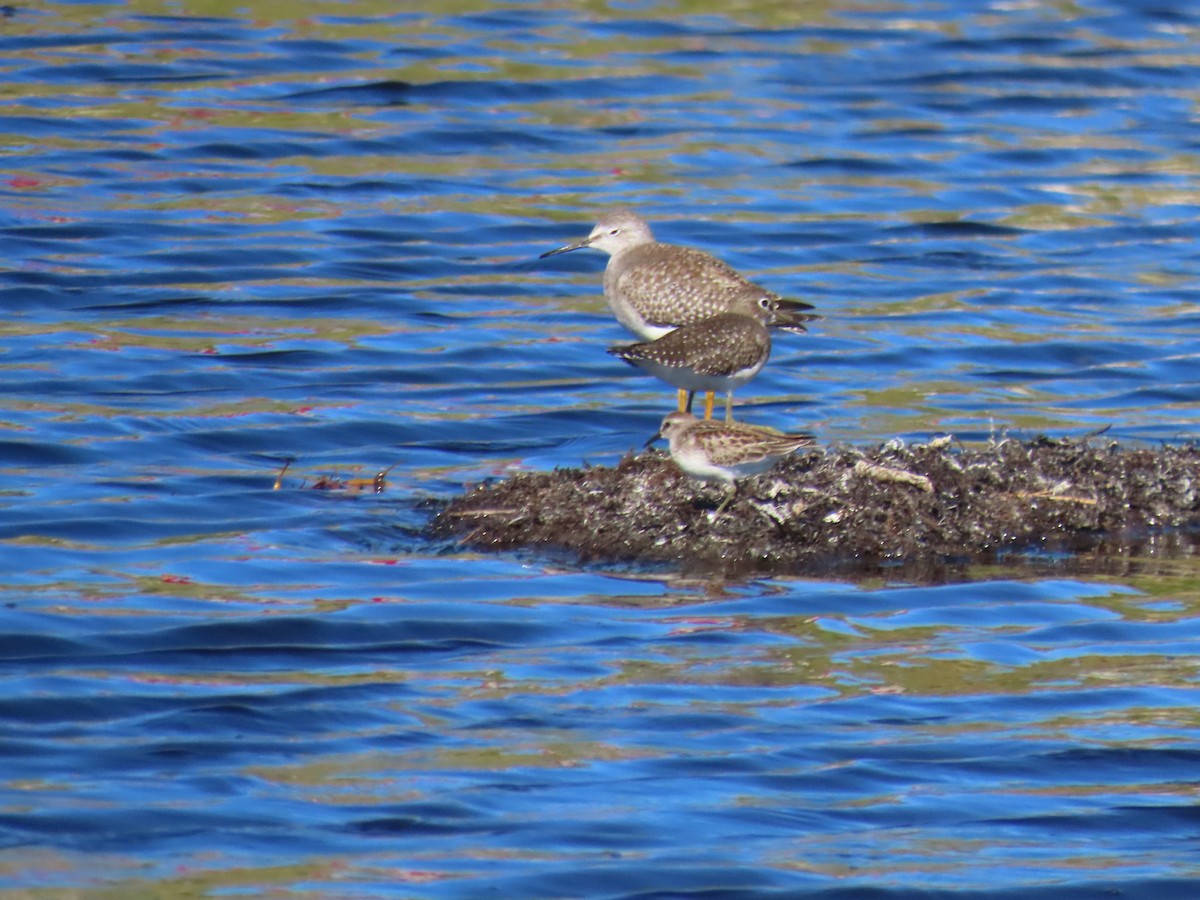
<box><xmin>434</xmin><ymin>436</ymin><xmax>1200</xmax><ymax>579</ymax></box>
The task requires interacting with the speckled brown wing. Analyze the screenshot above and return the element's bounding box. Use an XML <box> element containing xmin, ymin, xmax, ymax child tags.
<box><xmin>691</xmin><ymin>421</ymin><xmax>815</xmax><ymax>467</ymax></box>
<box><xmin>613</xmin><ymin>243</ymin><xmax>779</xmax><ymax>329</ymax></box>
<box><xmin>614</xmin><ymin>314</ymin><xmax>770</xmax><ymax>376</ymax></box>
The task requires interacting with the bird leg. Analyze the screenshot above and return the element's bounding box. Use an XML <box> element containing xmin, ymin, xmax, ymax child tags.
<box><xmin>724</xmin><ymin>391</ymin><xmax>735</xmax><ymax>422</ymax></box>
<box><xmin>679</xmin><ymin>389</ymin><xmax>693</xmax><ymax>413</ymax></box>
<box><xmin>712</xmin><ymin>483</ymin><xmax>738</xmax><ymax>517</ymax></box>
<box><xmin>702</xmin><ymin>390</ymin><xmax>716</xmax><ymax>421</ymax></box>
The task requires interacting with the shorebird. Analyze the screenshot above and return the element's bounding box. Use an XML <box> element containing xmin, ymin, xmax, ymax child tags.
<box><xmin>607</xmin><ymin>293</ymin><xmax>771</xmax><ymax>422</ymax></box>
<box><xmin>653</xmin><ymin>410</ymin><xmax>816</xmax><ymax>514</ymax></box>
<box><xmin>540</xmin><ymin>209</ymin><xmax>816</xmax><ymax>340</ymax></box>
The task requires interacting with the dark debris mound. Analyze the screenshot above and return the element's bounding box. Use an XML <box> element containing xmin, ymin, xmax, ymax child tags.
<box><xmin>432</xmin><ymin>437</ymin><xmax>1200</xmax><ymax>578</ymax></box>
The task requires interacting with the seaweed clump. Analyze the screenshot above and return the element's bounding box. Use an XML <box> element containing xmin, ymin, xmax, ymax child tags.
<box><xmin>432</xmin><ymin>436</ymin><xmax>1200</xmax><ymax>578</ymax></box>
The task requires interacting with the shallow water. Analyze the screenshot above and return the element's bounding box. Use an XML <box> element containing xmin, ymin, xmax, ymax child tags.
<box><xmin>1</xmin><ymin>0</ymin><xmax>1199</xmax><ymax>896</ymax></box>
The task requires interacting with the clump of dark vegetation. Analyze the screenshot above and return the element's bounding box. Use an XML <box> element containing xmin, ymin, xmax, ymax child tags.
<box><xmin>431</xmin><ymin>436</ymin><xmax>1200</xmax><ymax>579</ymax></box>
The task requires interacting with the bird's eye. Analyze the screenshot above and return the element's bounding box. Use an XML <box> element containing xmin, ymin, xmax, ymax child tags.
<box><xmin>609</xmin><ymin>228</ymin><xmax>620</xmax><ymax>235</ymax></box>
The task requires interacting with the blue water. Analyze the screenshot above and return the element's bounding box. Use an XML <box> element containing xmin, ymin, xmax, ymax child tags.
<box><xmin>2</xmin><ymin>0</ymin><xmax>1199</xmax><ymax>896</ymax></box>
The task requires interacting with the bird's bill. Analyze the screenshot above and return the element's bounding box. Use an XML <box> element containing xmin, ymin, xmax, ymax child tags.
<box><xmin>771</xmin><ymin>305</ymin><xmax>820</xmax><ymax>333</ymax></box>
<box><xmin>775</xmin><ymin>321</ymin><xmax>811</xmax><ymax>335</ymax></box>
<box><xmin>778</xmin><ymin>297</ymin><xmax>816</xmax><ymax>314</ymax></box>
<box><xmin>539</xmin><ymin>235</ymin><xmax>596</xmax><ymax>258</ymax></box>
<box><xmin>644</xmin><ymin>429</ymin><xmax>663</xmax><ymax>450</ymax></box>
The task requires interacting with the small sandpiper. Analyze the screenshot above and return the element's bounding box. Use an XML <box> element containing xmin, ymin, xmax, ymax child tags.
<box><xmin>540</xmin><ymin>209</ymin><xmax>816</xmax><ymax>340</ymax></box>
<box><xmin>607</xmin><ymin>293</ymin><xmax>771</xmax><ymax>422</ymax></box>
<box><xmin>653</xmin><ymin>410</ymin><xmax>816</xmax><ymax>514</ymax></box>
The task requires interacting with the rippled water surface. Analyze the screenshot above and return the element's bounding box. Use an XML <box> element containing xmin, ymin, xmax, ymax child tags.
<box><xmin>2</xmin><ymin>0</ymin><xmax>1200</xmax><ymax>896</ymax></box>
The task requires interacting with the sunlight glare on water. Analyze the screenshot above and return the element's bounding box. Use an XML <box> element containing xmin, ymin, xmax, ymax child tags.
<box><xmin>0</xmin><ymin>0</ymin><xmax>1198</xmax><ymax>896</ymax></box>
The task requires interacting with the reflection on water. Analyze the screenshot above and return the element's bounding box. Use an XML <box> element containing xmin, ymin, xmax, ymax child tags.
<box><xmin>1</xmin><ymin>0</ymin><xmax>1199</xmax><ymax>895</ymax></box>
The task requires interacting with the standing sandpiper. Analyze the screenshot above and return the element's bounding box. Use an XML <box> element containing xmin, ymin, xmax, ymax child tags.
<box><xmin>540</xmin><ymin>209</ymin><xmax>816</xmax><ymax>340</ymax></box>
<box><xmin>607</xmin><ymin>293</ymin><xmax>772</xmax><ymax>422</ymax></box>
<box><xmin>653</xmin><ymin>410</ymin><xmax>816</xmax><ymax>514</ymax></box>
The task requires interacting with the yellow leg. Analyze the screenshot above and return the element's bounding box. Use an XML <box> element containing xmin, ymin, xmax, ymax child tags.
<box><xmin>713</xmin><ymin>484</ymin><xmax>737</xmax><ymax>516</ymax></box>
<box><xmin>703</xmin><ymin>391</ymin><xmax>715</xmax><ymax>420</ymax></box>
<box><xmin>677</xmin><ymin>389</ymin><xmax>691</xmax><ymax>413</ymax></box>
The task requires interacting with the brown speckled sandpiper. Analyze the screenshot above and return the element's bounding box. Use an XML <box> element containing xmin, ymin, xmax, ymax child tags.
<box><xmin>607</xmin><ymin>293</ymin><xmax>772</xmax><ymax>422</ymax></box>
<box><xmin>540</xmin><ymin>209</ymin><xmax>816</xmax><ymax>340</ymax></box>
<box><xmin>654</xmin><ymin>410</ymin><xmax>816</xmax><ymax>514</ymax></box>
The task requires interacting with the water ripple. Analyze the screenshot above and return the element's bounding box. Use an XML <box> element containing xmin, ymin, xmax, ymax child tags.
<box><xmin>0</xmin><ymin>0</ymin><xmax>1199</xmax><ymax>895</ymax></box>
